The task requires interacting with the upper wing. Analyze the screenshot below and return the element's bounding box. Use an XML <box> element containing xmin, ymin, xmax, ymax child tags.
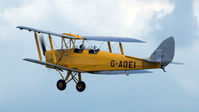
<box><xmin>82</xmin><ymin>36</ymin><xmax>146</xmax><ymax>43</ymax></box>
<box><xmin>17</xmin><ymin>26</ymin><xmax>146</xmax><ymax>43</ymax></box>
<box><xmin>23</xmin><ymin>58</ymin><xmax>84</xmax><ymax>73</ymax></box>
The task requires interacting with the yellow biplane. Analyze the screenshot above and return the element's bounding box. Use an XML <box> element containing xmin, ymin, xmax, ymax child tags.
<box><xmin>17</xmin><ymin>26</ymin><xmax>179</xmax><ymax>92</ymax></box>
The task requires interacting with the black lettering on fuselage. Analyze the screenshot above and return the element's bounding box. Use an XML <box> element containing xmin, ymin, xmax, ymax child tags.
<box><xmin>124</xmin><ymin>61</ymin><xmax>128</xmax><ymax>68</ymax></box>
<box><xmin>110</xmin><ymin>60</ymin><xmax>136</xmax><ymax>68</ymax></box>
<box><xmin>134</xmin><ymin>62</ymin><xmax>136</xmax><ymax>68</ymax></box>
<box><xmin>129</xmin><ymin>61</ymin><xmax>133</xmax><ymax>68</ymax></box>
<box><xmin>111</xmin><ymin>60</ymin><xmax>115</xmax><ymax>67</ymax></box>
<box><xmin>119</xmin><ymin>61</ymin><xmax>123</xmax><ymax>67</ymax></box>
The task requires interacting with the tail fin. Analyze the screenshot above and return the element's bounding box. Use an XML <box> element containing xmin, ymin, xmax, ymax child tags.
<box><xmin>149</xmin><ymin>37</ymin><xmax>175</xmax><ymax>67</ymax></box>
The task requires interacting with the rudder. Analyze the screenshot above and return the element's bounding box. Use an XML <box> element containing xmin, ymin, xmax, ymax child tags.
<box><xmin>149</xmin><ymin>37</ymin><xmax>175</xmax><ymax>67</ymax></box>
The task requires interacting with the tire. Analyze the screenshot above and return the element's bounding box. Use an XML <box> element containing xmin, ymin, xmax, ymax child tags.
<box><xmin>57</xmin><ymin>79</ymin><xmax>66</xmax><ymax>91</ymax></box>
<box><xmin>76</xmin><ymin>81</ymin><xmax>86</xmax><ymax>92</ymax></box>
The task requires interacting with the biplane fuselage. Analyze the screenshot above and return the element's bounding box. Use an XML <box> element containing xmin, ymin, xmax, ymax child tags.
<box><xmin>45</xmin><ymin>49</ymin><xmax>161</xmax><ymax>72</ymax></box>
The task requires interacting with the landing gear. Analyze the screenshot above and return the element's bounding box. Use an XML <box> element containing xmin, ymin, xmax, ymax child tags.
<box><xmin>76</xmin><ymin>81</ymin><xmax>86</xmax><ymax>92</ymax></box>
<box><xmin>56</xmin><ymin>70</ymin><xmax>86</xmax><ymax>92</ymax></box>
<box><xmin>57</xmin><ymin>79</ymin><xmax>66</xmax><ymax>91</ymax></box>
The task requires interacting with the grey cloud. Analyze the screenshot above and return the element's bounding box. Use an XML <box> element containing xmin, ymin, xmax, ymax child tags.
<box><xmin>149</xmin><ymin>0</ymin><xmax>197</xmax><ymax>47</ymax></box>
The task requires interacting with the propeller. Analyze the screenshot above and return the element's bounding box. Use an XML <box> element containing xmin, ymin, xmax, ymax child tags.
<box><xmin>39</xmin><ymin>34</ymin><xmax>46</xmax><ymax>56</ymax></box>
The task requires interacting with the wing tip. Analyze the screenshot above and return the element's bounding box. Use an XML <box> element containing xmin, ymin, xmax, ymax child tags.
<box><xmin>16</xmin><ymin>26</ymin><xmax>24</xmax><ymax>30</ymax></box>
<box><xmin>22</xmin><ymin>58</ymin><xmax>28</xmax><ymax>61</ymax></box>
<box><xmin>138</xmin><ymin>40</ymin><xmax>147</xmax><ymax>43</ymax></box>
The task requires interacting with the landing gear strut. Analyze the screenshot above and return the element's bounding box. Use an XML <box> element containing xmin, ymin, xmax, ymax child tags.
<box><xmin>56</xmin><ymin>70</ymin><xmax>86</xmax><ymax>92</ymax></box>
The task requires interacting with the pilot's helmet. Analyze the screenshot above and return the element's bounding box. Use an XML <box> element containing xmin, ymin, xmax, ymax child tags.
<box><xmin>80</xmin><ymin>44</ymin><xmax>85</xmax><ymax>49</ymax></box>
<box><xmin>94</xmin><ymin>46</ymin><xmax>97</xmax><ymax>49</ymax></box>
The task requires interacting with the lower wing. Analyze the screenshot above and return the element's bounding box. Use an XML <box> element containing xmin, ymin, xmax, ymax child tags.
<box><xmin>90</xmin><ymin>70</ymin><xmax>153</xmax><ymax>75</ymax></box>
<box><xmin>23</xmin><ymin>58</ymin><xmax>84</xmax><ymax>73</ymax></box>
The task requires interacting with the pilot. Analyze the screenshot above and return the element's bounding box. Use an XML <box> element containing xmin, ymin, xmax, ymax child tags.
<box><xmin>74</xmin><ymin>44</ymin><xmax>85</xmax><ymax>53</ymax></box>
<box><xmin>89</xmin><ymin>46</ymin><xmax>100</xmax><ymax>54</ymax></box>
<box><xmin>94</xmin><ymin>46</ymin><xmax>100</xmax><ymax>52</ymax></box>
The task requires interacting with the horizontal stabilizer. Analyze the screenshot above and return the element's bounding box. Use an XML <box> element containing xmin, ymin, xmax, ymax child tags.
<box><xmin>144</xmin><ymin>59</ymin><xmax>183</xmax><ymax>65</ymax></box>
<box><xmin>171</xmin><ymin>61</ymin><xmax>184</xmax><ymax>65</ymax></box>
<box><xmin>23</xmin><ymin>58</ymin><xmax>84</xmax><ymax>73</ymax></box>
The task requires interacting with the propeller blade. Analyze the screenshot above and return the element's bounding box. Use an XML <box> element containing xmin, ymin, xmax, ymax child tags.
<box><xmin>39</xmin><ymin>34</ymin><xmax>46</xmax><ymax>56</ymax></box>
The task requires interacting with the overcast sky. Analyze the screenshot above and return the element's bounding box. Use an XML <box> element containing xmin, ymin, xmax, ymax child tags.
<box><xmin>0</xmin><ymin>0</ymin><xmax>199</xmax><ymax>112</ymax></box>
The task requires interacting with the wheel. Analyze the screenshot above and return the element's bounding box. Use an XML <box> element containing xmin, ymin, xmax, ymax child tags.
<box><xmin>56</xmin><ymin>79</ymin><xmax>66</xmax><ymax>91</ymax></box>
<box><xmin>76</xmin><ymin>81</ymin><xmax>86</xmax><ymax>92</ymax></box>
